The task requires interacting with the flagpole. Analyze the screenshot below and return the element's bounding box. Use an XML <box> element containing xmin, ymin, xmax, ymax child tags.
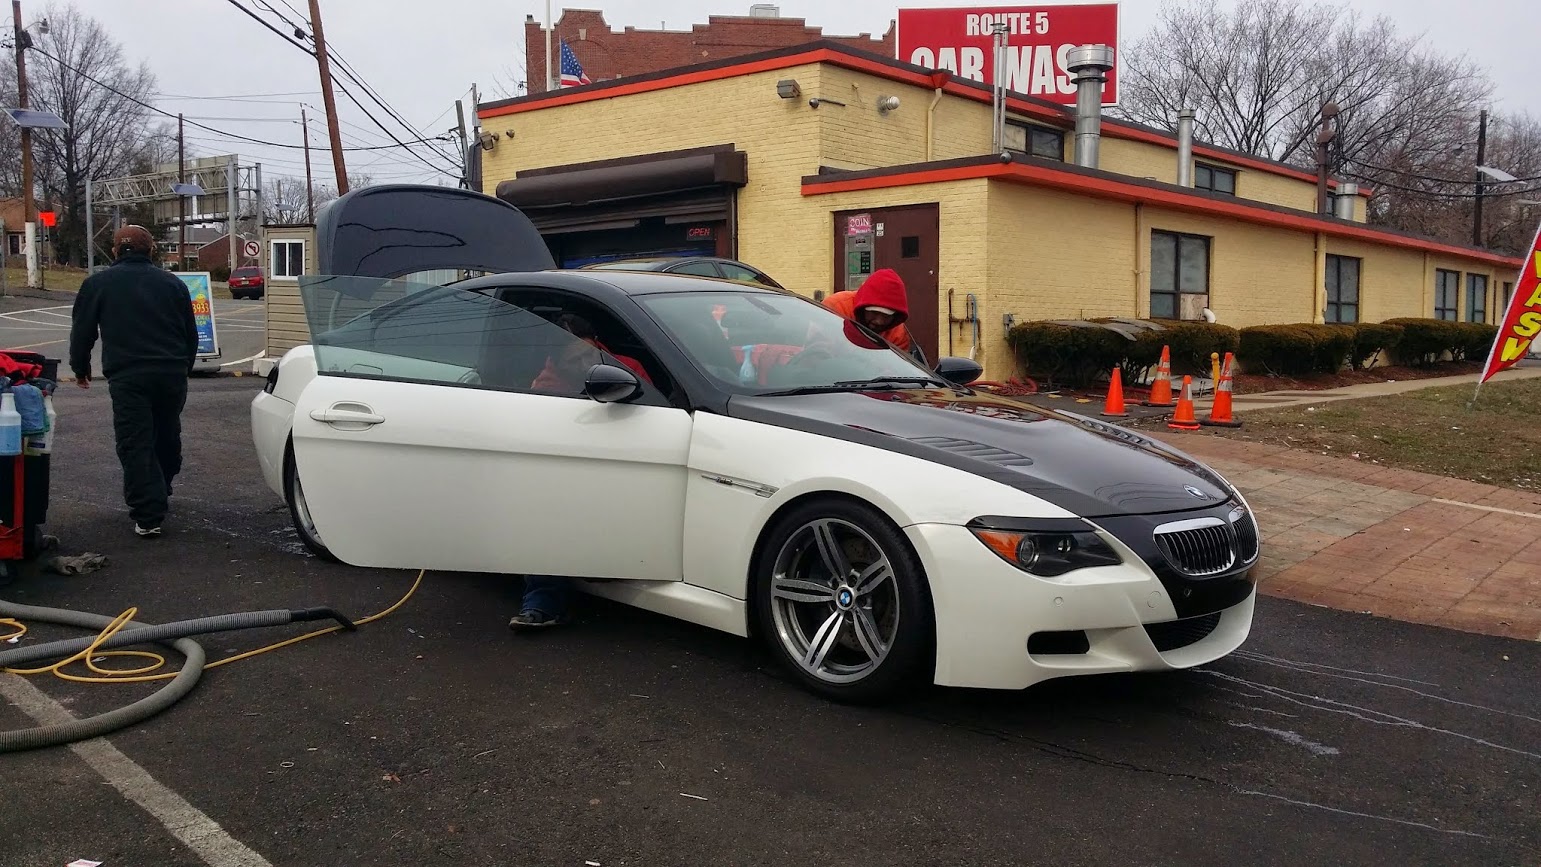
<box><xmin>546</xmin><ymin>0</ymin><xmax>554</xmax><ymax>92</ymax></box>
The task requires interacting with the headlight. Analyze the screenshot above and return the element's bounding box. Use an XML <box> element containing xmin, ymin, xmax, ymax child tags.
<box><xmin>969</xmin><ymin>519</ymin><xmax>1123</xmax><ymax>577</ymax></box>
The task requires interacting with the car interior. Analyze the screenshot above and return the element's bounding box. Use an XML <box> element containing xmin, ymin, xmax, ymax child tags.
<box><xmin>489</xmin><ymin>287</ymin><xmax>681</xmax><ymax>404</ymax></box>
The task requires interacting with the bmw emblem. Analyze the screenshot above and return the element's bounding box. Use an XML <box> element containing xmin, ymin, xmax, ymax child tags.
<box><xmin>1185</xmin><ymin>485</ymin><xmax>1208</xmax><ymax>499</ymax></box>
<box><xmin>837</xmin><ymin>589</ymin><xmax>853</xmax><ymax>607</ymax></box>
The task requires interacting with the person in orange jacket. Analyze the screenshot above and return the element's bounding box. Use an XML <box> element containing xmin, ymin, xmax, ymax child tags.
<box><xmin>822</xmin><ymin>269</ymin><xmax>929</xmax><ymax>367</ymax></box>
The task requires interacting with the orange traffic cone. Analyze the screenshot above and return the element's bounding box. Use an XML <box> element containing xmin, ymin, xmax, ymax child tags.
<box><xmin>1168</xmin><ymin>375</ymin><xmax>1200</xmax><ymax>431</ymax></box>
<box><xmin>1101</xmin><ymin>368</ymin><xmax>1129</xmax><ymax>417</ymax></box>
<box><xmin>1146</xmin><ymin>345</ymin><xmax>1175</xmax><ymax>407</ymax></box>
<box><xmin>1201</xmin><ymin>352</ymin><xmax>1243</xmax><ymax>428</ymax></box>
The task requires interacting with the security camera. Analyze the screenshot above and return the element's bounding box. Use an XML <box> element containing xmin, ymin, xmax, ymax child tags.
<box><xmin>809</xmin><ymin>98</ymin><xmax>821</xmax><ymax>109</ymax></box>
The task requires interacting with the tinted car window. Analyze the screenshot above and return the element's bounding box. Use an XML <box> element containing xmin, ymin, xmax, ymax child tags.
<box><xmin>669</xmin><ymin>261</ymin><xmax>723</xmax><ymax>278</ymax></box>
<box><xmin>301</xmin><ymin>275</ymin><xmax>611</xmax><ymax>397</ymax></box>
<box><xmin>718</xmin><ymin>263</ymin><xmax>774</xmax><ymax>286</ymax></box>
<box><xmin>232</xmin><ymin>267</ymin><xmax>261</xmax><ymax>277</ymax></box>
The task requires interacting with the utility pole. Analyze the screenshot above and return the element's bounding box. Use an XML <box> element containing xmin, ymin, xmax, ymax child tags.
<box><xmin>306</xmin><ymin>0</ymin><xmax>349</xmax><ymax>195</ymax></box>
<box><xmin>1473</xmin><ymin>108</ymin><xmax>1488</xmax><ymax>248</ymax></box>
<box><xmin>545</xmin><ymin>0</ymin><xmax>553</xmax><ymax>92</ymax></box>
<box><xmin>12</xmin><ymin>0</ymin><xmax>38</xmax><ymax>288</ymax></box>
<box><xmin>301</xmin><ymin>106</ymin><xmax>315</xmax><ymax>221</ymax></box>
<box><xmin>454</xmin><ymin>98</ymin><xmax>468</xmax><ymax>188</ymax></box>
<box><xmin>178</xmin><ymin>112</ymin><xmax>186</xmax><ymax>269</ymax></box>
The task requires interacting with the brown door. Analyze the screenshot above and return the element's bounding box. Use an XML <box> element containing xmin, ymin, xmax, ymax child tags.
<box><xmin>832</xmin><ymin>204</ymin><xmax>942</xmax><ymax>361</ymax></box>
<box><xmin>872</xmin><ymin>205</ymin><xmax>940</xmax><ymax>362</ymax></box>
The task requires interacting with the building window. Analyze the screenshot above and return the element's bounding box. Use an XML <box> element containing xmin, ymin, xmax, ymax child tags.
<box><xmin>1434</xmin><ymin>269</ymin><xmax>1459</xmax><ymax>320</ymax></box>
<box><xmin>271</xmin><ymin>239</ymin><xmax>305</xmax><ymax>280</ymax></box>
<box><xmin>1004</xmin><ymin>122</ymin><xmax>1065</xmax><ymax>161</ymax></box>
<box><xmin>1325</xmin><ymin>255</ymin><xmax>1361</xmax><ymax>323</ymax></box>
<box><xmin>1194</xmin><ymin>164</ymin><xmax>1237</xmax><ymax>195</ymax></box>
<box><xmin>1466</xmin><ymin>273</ymin><xmax>1487</xmax><ymax>323</ymax></box>
<box><xmin>1150</xmin><ymin>230</ymin><xmax>1211</xmax><ymax>319</ymax></box>
<box><xmin>1502</xmin><ymin>281</ymin><xmax>1515</xmax><ymax>312</ymax></box>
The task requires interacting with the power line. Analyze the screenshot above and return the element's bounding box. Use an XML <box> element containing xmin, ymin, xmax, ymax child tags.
<box><xmin>224</xmin><ymin>0</ymin><xmax>460</xmax><ymax>173</ymax></box>
<box><xmin>26</xmin><ymin>44</ymin><xmax>455</xmax><ymax>159</ymax></box>
<box><xmin>1344</xmin><ymin>157</ymin><xmax>1541</xmax><ymax>187</ymax></box>
<box><xmin>1341</xmin><ymin>170</ymin><xmax>1541</xmax><ymax>199</ymax></box>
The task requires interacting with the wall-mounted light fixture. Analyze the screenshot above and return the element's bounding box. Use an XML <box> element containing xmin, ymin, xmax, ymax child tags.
<box><xmin>877</xmin><ymin>95</ymin><xmax>900</xmax><ymax>114</ymax></box>
<box><xmin>776</xmin><ymin>79</ymin><xmax>801</xmax><ymax>99</ymax></box>
<box><xmin>478</xmin><ymin>131</ymin><xmax>498</xmax><ymax>151</ymax></box>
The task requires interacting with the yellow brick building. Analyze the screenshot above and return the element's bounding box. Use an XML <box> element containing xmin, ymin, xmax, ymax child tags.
<box><xmin>477</xmin><ymin>42</ymin><xmax>1521</xmax><ymax>378</ymax></box>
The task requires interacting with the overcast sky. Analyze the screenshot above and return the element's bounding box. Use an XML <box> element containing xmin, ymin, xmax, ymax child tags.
<box><xmin>73</xmin><ymin>0</ymin><xmax>1541</xmax><ymax>189</ymax></box>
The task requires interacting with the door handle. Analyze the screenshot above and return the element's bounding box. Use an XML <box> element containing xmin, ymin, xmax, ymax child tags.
<box><xmin>310</xmin><ymin>402</ymin><xmax>385</xmax><ymax>426</ymax></box>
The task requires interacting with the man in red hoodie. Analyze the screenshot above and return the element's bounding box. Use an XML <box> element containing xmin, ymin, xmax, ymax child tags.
<box><xmin>822</xmin><ymin>269</ymin><xmax>929</xmax><ymax>366</ymax></box>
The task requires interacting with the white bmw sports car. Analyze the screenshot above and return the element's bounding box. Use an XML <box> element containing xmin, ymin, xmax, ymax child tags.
<box><xmin>252</xmin><ymin>186</ymin><xmax>1261</xmax><ymax>701</ymax></box>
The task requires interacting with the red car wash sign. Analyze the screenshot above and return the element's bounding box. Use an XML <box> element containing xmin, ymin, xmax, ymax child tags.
<box><xmin>897</xmin><ymin>3</ymin><xmax>1120</xmax><ymax>105</ymax></box>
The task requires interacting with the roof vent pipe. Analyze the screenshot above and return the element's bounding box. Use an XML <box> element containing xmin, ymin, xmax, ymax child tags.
<box><xmin>1176</xmin><ymin>108</ymin><xmax>1196</xmax><ymax>186</ymax></box>
<box><xmin>1068</xmin><ymin>45</ymin><xmax>1115</xmax><ymax>169</ymax></box>
<box><xmin>1335</xmin><ymin>183</ymin><xmax>1358</xmax><ymax>220</ymax></box>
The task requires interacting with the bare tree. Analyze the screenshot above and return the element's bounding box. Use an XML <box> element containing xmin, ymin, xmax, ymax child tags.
<box><xmin>16</xmin><ymin>3</ymin><xmax>163</xmax><ymax>266</ymax></box>
<box><xmin>263</xmin><ymin>173</ymin><xmax>375</xmax><ymax>224</ymax></box>
<box><xmin>1117</xmin><ymin>0</ymin><xmax>1495</xmax><ymax>244</ymax></box>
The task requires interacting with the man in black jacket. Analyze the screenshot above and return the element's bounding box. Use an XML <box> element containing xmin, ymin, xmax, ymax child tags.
<box><xmin>70</xmin><ymin>226</ymin><xmax>199</xmax><ymax>538</ymax></box>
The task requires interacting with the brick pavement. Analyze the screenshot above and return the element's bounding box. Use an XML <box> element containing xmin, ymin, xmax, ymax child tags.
<box><xmin>1157</xmin><ymin>433</ymin><xmax>1541</xmax><ymax>641</ymax></box>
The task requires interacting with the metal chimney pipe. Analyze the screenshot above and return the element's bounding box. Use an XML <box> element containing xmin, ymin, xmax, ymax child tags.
<box><xmin>1068</xmin><ymin>45</ymin><xmax>1115</xmax><ymax>169</ymax></box>
<box><xmin>1334</xmin><ymin>183</ymin><xmax>1358</xmax><ymax>220</ymax></box>
<box><xmin>1176</xmin><ymin>108</ymin><xmax>1196</xmax><ymax>186</ymax></box>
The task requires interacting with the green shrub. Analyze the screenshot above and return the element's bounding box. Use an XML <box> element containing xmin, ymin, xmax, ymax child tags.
<box><xmin>1006</xmin><ymin>322</ymin><xmax>1126</xmax><ymax>388</ymax></box>
<box><xmin>1454</xmin><ymin>322</ymin><xmax>1499</xmax><ymax>362</ymax></box>
<box><xmin>1385</xmin><ymin>318</ymin><xmax>1466</xmax><ymax>366</ymax></box>
<box><xmin>1238</xmin><ymin>325</ymin><xmax>1319</xmax><ymax>376</ymax></box>
<box><xmin>1237</xmin><ymin>323</ymin><xmax>1352</xmax><ymax>376</ymax></box>
<box><xmin>1009</xmin><ymin>319</ymin><xmax>1242</xmax><ymax>388</ymax></box>
<box><xmin>211</xmin><ymin>264</ymin><xmax>232</xmax><ymax>282</ymax></box>
<box><xmin>1146</xmin><ymin>321</ymin><xmax>1240</xmax><ymax>376</ymax></box>
<box><xmin>1303</xmin><ymin>323</ymin><xmax>1354</xmax><ymax>373</ymax></box>
<box><xmin>1340</xmin><ymin>322</ymin><xmax>1403</xmax><ymax>370</ymax></box>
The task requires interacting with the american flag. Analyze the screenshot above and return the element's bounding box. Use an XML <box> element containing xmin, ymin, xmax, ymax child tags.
<box><xmin>559</xmin><ymin>39</ymin><xmax>591</xmax><ymax>88</ymax></box>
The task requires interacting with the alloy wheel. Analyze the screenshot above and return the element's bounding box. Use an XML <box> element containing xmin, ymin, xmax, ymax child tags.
<box><xmin>769</xmin><ymin>518</ymin><xmax>899</xmax><ymax>684</ymax></box>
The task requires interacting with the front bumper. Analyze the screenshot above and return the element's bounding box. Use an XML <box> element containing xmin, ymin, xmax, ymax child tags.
<box><xmin>906</xmin><ymin>522</ymin><xmax>1256</xmax><ymax>690</ymax></box>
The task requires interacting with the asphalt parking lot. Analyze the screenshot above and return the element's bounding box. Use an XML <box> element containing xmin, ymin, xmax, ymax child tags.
<box><xmin>1</xmin><ymin>376</ymin><xmax>1538</xmax><ymax>866</ymax></box>
<box><xmin>0</xmin><ymin>293</ymin><xmax>268</xmax><ymax>376</ymax></box>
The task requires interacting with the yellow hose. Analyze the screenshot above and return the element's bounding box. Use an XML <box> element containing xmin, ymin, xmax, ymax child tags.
<box><xmin>1</xmin><ymin>569</ymin><xmax>423</xmax><ymax>684</ymax></box>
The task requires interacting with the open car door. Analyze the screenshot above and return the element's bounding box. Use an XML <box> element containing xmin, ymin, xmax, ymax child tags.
<box><xmin>288</xmin><ymin>186</ymin><xmax>692</xmax><ymax>580</ymax></box>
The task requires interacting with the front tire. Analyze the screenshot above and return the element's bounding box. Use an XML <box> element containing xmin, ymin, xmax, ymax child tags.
<box><xmin>753</xmin><ymin>498</ymin><xmax>934</xmax><ymax>702</ymax></box>
<box><xmin>285</xmin><ymin>444</ymin><xmax>339</xmax><ymax>563</ymax></box>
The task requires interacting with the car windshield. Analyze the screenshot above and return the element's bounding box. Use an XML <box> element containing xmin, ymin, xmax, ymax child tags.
<box><xmin>232</xmin><ymin>267</ymin><xmax>260</xmax><ymax>276</ymax></box>
<box><xmin>637</xmin><ymin>290</ymin><xmax>943</xmax><ymax>394</ymax></box>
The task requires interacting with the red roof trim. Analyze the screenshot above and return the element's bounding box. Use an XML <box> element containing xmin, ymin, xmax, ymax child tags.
<box><xmin>480</xmin><ymin>45</ymin><xmax>1369</xmax><ymax>195</ymax></box>
<box><xmin>801</xmin><ymin>162</ymin><xmax>1521</xmax><ymax>269</ymax></box>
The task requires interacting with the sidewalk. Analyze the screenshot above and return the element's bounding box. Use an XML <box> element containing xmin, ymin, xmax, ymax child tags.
<box><xmin>1210</xmin><ymin>364</ymin><xmax>1541</xmax><ymax>413</ymax></box>
<box><xmin>1159</xmin><ymin>433</ymin><xmax>1541</xmax><ymax>641</ymax></box>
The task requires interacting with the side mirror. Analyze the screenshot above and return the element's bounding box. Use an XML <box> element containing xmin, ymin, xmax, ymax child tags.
<box><xmin>584</xmin><ymin>363</ymin><xmax>642</xmax><ymax>403</ymax></box>
<box><xmin>934</xmin><ymin>356</ymin><xmax>983</xmax><ymax>386</ymax></box>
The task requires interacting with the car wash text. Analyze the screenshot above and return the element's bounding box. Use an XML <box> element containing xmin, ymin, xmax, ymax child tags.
<box><xmin>897</xmin><ymin>3</ymin><xmax>1120</xmax><ymax>106</ymax></box>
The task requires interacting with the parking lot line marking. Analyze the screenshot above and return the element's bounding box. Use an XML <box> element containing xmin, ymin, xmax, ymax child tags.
<box><xmin>219</xmin><ymin>350</ymin><xmax>266</xmax><ymax>368</ymax></box>
<box><xmin>1431</xmin><ymin>498</ymin><xmax>1541</xmax><ymax>521</ymax></box>
<box><xmin>7</xmin><ymin>338</ymin><xmax>66</xmax><ymax>350</ymax></box>
<box><xmin>0</xmin><ymin>304</ymin><xmax>73</xmax><ymax>317</ymax></box>
<box><xmin>0</xmin><ymin>675</ymin><xmax>275</xmax><ymax>867</ymax></box>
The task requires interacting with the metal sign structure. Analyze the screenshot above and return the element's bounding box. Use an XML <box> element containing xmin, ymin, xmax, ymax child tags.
<box><xmin>86</xmin><ymin>154</ymin><xmax>264</xmax><ymax>272</ymax></box>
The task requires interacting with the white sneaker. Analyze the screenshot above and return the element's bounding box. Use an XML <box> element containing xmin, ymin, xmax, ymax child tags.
<box><xmin>134</xmin><ymin>524</ymin><xmax>162</xmax><ymax>538</ymax></box>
